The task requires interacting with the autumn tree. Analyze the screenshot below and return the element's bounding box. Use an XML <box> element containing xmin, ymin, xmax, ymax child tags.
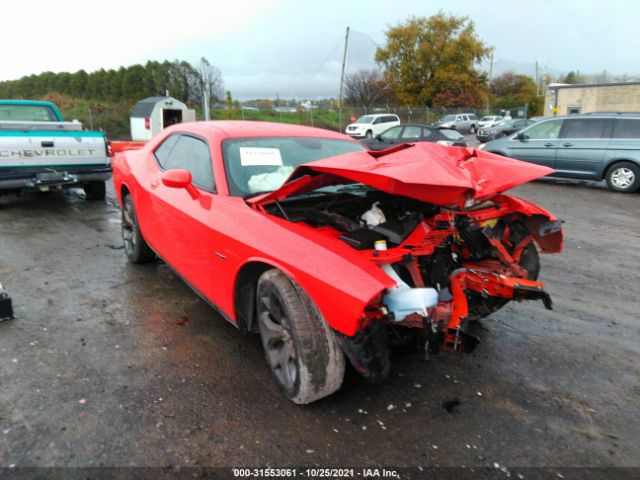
<box><xmin>344</xmin><ymin>69</ymin><xmax>389</xmax><ymax>107</ymax></box>
<box><xmin>490</xmin><ymin>72</ymin><xmax>543</xmax><ymax>116</ymax></box>
<box><xmin>375</xmin><ymin>12</ymin><xmax>491</xmax><ymax>108</ymax></box>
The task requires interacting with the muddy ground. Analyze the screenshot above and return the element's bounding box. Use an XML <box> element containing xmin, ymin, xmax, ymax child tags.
<box><xmin>0</xmin><ymin>176</ymin><xmax>639</xmax><ymax>476</ymax></box>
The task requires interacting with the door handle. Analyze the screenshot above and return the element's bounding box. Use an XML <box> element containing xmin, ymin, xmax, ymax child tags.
<box><xmin>41</xmin><ymin>141</ymin><xmax>54</xmax><ymax>148</ymax></box>
<box><xmin>562</xmin><ymin>143</ymin><xmax>574</xmax><ymax>147</ymax></box>
<box><xmin>544</xmin><ymin>143</ymin><xmax>555</xmax><ymax>147</ymax></box>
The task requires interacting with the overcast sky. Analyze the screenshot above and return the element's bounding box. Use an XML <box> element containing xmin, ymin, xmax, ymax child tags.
<box><xmin>3</xmin><ymin>0</ymin><xmax>639</xmax><ymax>99</ymax></box>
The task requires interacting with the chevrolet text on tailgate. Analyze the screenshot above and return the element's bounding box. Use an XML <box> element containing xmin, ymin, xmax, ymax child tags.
<box><xmin>0</xmin><ymin>100</ymin><xmax>111</xmax><ymax>199</ymax></box>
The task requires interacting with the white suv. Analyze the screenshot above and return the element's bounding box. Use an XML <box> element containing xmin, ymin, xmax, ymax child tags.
<box><xmin>346</xmin><ymin>114</ymin><xmax>401</xmax><ymax>139</ymax></box>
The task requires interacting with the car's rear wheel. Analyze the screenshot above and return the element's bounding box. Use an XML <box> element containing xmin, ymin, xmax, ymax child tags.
<box><xmin>83</xmin><ymin>181</ymin><xmax>106</xmax><ymax>200</ymax></box>
<box><xmin>257</xmin><ymin>269</ymin><xmax>345</xmax><ymax>404</ymax></box>
<box><xmin>121</xmin><ymin>194</ymin><xmax>155</xmax><ymax>263</ymax></box>
<box><xmin>605</xmin><ymin>161</ymin><xmax>640</xmax><ymax>193</ymax></box>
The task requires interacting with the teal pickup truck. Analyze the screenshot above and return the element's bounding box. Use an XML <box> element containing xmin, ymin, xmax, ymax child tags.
<box><xmin>0</xmin><ymin>100</ymin><xmax>110</xmax><ymax>200</ymax></box>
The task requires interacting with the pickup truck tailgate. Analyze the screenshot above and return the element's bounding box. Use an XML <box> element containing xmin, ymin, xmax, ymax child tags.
<box><xmin>0</xmin><ymin>132</ymin><xmax>109</xmax><ymax>169</ymax></box>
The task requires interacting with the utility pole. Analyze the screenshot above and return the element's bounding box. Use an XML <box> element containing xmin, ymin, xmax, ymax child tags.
<box><xmin>203</xmin><ymin>85</ymin><xmax>210</xmax><ymax>121</ymax></box>
<box><xmin>338</xmin><ymin>26</ymin><xmax>350</xmax><ymax>132</ymax></box>
<box><xmin>535</xmin><ymin>61</ymin><xmax>540</xmax><ymax>96</ymax></box>
<box><xmin>488</xmin><ymin>52</ymin><xmax>494</xmax><ymax>84</ymax></box>
<box><xmin>486</xmin><ymin>52</ymin><xmax>494</xmax><ymax>113</ymax></box>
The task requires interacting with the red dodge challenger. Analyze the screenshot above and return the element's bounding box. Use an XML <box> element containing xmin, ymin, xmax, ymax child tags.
<box><xmin>112</xmin><ymin>121</ymin><xmax>563</xmax><ymax>404</ymax></box>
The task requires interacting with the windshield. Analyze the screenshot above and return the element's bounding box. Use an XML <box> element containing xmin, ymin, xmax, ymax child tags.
<box><xmin>440</xmin><ymin>115</ymin><xmax>456</xmax><ymax>122</ymax></box>
<box><xmin>495</xmin><ymin>119</ymin><xmax>514</xmax><ymax>128</ymax></box>
<box><xmin>354</xmin><ymin>115</ymin><xmax>375</xmax><ymax>124</ymax></box>
<box><xmin>222</xmin><ymin>137</ymin><xmax>366</xmax><ymax>197</ymax></box>
<box><xmin>0</xmin><ymin>104</ymin><xmax>58</xmax><ymax>122</ymax></box>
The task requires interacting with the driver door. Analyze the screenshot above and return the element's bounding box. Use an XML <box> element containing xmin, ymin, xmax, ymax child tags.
<box><xmin>149</xmin><ymin>133</ymin><xmax>217</xmax><ymax>296</ymax></box>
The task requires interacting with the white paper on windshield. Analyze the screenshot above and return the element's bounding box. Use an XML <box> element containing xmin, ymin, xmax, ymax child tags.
<box><xmin>239</xmin><ymin>147</ymin><xmax>283</xmax><ymax>166</ymax></box>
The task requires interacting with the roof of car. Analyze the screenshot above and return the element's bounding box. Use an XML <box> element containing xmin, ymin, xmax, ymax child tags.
<box><xmin>164</xmin><ymin>120</ymin><xmax>354</xmax><ymax>140</ymax></box>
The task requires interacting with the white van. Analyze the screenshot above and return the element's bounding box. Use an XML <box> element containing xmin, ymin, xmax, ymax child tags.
<box><xmin>345</xmin><ymin>114</ymin><xmax>401</xmax><ymax>139</ymax></box>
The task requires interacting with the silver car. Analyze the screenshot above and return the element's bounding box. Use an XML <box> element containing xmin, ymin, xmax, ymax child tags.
<box><xmin>433</xmin><ymin>113</ymin><xmax>479</xmax><ymax>134</ymax></box>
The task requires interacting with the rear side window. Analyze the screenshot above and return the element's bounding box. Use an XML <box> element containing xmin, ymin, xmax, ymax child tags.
<box><xmin>562</xmin><ymin>118</ymin><xmax>610</xmax><ymax>139</ymax></box>
<box><xmin>421</xmin><ymin>127</ymin><xmax>434</xmax><ymax>138</ymax></box>
<box><xmin>612</xmin><ymin>119</ymin><xmax>640</xmax><ymax>139</ymax></box>
<box><xmin>401</xmin><ymin>126</ymin><xmax>422</xmax><ymax>139</ymax></box>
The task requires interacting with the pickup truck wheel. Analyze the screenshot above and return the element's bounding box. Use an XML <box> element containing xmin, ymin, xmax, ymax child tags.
<box><xmin>83</xmin><ymin>181</ymin><xmax>106</xmax><ymax>200</ymax></box>
<box><xmin>605</xmin><ymin>161</ymin><xmax>640</xmax><ymax>193</ymax></box>
<box><xmin>121</xmin><ymin>194</ymin><xmax>155</xmax><ymax>263</ymax></box>
<box><xmin>257</xmin><ymin>269</ymin><xmax>345</xmax><ymax>404</ymax></box>
<box><xmin>469</xmin><ymin>125</ymin><xmax>477</xmax><ymax>134</ymax></box>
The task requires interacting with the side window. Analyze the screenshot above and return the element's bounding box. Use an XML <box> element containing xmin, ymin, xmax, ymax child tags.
<box><xmin>373</xmin><ymin>117</ymin><xmax>382</xmax><ymax>124</ymax></box>
<box><xmin>153</xmin><ymin>134</ymin><xmax>180</xmax><ymax>169</ymax></box>
<box><xmin>380</xmin><ymin>126</ymin><xmax>402</xmax><ymax>140</ymax></box>
<box><xmin>401</xmin><ymin>126</ymin><xmax>422</xmax><ymax>139</ymax></box>
<box><xmin>562</xmin><ymin>118</ymin><xmax>609</xmax><ymax>139</ymax></box>
<box><xmin>612</xmin><ymin>119</ymin><xmax>640</xmax><ymax>139</ymax></box>
<box><xmin>164</xmin><ymin>135</ymin><xmax>215</xmax><ymax>192</ymax></box>
<box><xmin>468</xmin><ymin>114</ymin><xmax>477</xmax><ymax>120</ymax></box>
<box><xmin>421</xmin><ymin>127</ymin><xmax>434</xmax><ymax>138</ymax></box>
<box><xmin>456</xmin><ymin>116</ymin><xmax>462</xmax><ymax>122</ymax></box>
<box><xmin>522</xmin><ymin>119</ymin><xmax>563</xmax><ymax>139</ymax></box>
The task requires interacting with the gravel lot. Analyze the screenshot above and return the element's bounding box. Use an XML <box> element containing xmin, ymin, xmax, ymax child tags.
<box><xmin>0</xmin><ymin>175</ymin><xmax>639</xmax><ymax>476</ymax></box>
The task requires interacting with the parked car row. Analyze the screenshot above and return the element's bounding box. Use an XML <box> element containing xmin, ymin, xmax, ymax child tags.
<box><xmin>476</xmin><ymin>118</ymin><xmax>538</xmax><ymax>143</ymax></box>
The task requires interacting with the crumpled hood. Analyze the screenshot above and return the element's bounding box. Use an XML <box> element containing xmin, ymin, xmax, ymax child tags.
<box><xmin>249</xmin><ymin>142</ymin><xmax>555</xmax><ymax>208</ymax></box>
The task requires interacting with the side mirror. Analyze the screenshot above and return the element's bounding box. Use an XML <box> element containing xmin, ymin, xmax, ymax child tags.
<box><xmin>162</xmin><ymin>169</ymin><xmax>192</xmax><ymax>188</ymax></box>
<box><xmin>515</xmin><ymin>132</ymin><xmax>528</xmax><ymax>140</ymax></box>
<box><xmin>161</xmin><ymin>169</ymin><xmax>199</xmax><ymax>198</ymax></box>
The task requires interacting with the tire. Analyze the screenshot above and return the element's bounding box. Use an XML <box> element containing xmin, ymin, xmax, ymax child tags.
<box><xmin>121</xmin><ymin>194</ymin><xmax>155</xmax><ymax>263</ymax></box>
<box><xmin>83</xmin><ymin>181</ymin><xmax>106</xmax><ymax>200</ymax></box>
<box><xmin>605</xmin><ymin>161</ymin><xmax>640</xmax><ymax>193</ymax></box>
<box><xmin>256</xmin><ymin>269</ymin><xmax>345</xmax><ymax>404</ymax></box>
<box><xmin>469</xmin><ymin>125</ymin><xmax>476</xmax><ymax>134</ymax></box>
<box><xmin>365</xmin><ymin>130</ymin><xmax>373</xmax><ymax>139</ymax></box>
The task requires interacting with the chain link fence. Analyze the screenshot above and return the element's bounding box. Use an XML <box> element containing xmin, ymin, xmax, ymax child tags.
<box><xmin>81</xmin><ymin>104</ymin><xmax>532</xmax><ymax>139</ymax></box>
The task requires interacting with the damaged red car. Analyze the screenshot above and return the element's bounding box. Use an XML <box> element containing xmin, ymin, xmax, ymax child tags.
<box><xmin>112</xmin><ymin>121</ymin><xmax>563</xmax><ymax>404</ymax></box>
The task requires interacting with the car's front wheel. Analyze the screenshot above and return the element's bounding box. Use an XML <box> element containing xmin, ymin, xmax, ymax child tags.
<box><xmin>257</xmin><ymin>269</ymin><xmax>345</xmax><ymax>404</ymax></box>
<box><xmin>365</xmin><ymin>130</ymin><xmax>373</xmax><ymax>139</ymax></box>
<box><xmin>469</xmin><ymin>125</ymin><xmax>477</xmax><ymax>134</ymax></box>
<box><xmin>121</xmin><ymin>194</ymin><xmax>155</xmax><ymax>263</ymax></box>
<box><xmin>605</xmin><ymin>161</ymin><xmax>640</xmax><ymax>193</ymax></box>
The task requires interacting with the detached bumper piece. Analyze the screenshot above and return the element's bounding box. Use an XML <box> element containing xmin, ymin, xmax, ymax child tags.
<box><xmin>443</xmin><ymin>264</ymin><xmax>552</xmax><ymax>351</ymax></box>
<box><xmin>0</xmin><ymin>283</ymin><xmax>14</xmax><ymax>321</ymax></box>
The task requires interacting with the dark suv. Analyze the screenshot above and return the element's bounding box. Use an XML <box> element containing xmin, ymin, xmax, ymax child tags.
<box><xmin>479</xmin><ymin>113</ymin><xmax>640</xmax><ymax>193</ymax></box>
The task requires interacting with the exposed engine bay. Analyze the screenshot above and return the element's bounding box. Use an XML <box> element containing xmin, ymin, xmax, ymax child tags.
<box><xmin>261</xmin><ymin>186</ymin><xmax>563</xmax><ymax>381</ymax></box>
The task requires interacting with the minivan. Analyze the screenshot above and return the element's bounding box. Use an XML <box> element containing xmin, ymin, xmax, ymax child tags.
<box><xmin>345</xmin><ymin>114</ymin><xmax>401</xmax><ymax>139</ymax></box>
<box><xmin>479</xmin><ymin>113</ymin><xmax>640</xmax><ymax>193</ymax></box>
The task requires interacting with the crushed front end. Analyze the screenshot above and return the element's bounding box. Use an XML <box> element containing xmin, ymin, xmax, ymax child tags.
<box><xmin>337</xmin><ymin>196</ymin><xmax>562</xmax><ymax>380</ymax></box>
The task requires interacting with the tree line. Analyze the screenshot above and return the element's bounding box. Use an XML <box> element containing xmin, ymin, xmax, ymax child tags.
<box><xmin>0</xmin><ymin>58</ymin><xmax>224</xmax><ymax>107</ymax></box>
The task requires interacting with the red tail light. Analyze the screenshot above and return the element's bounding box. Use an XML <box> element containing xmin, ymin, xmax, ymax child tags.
<box><xmin>144</xmin><ymin>118</ymin><xmax>150</xmax><ymax>130</ymax></box>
